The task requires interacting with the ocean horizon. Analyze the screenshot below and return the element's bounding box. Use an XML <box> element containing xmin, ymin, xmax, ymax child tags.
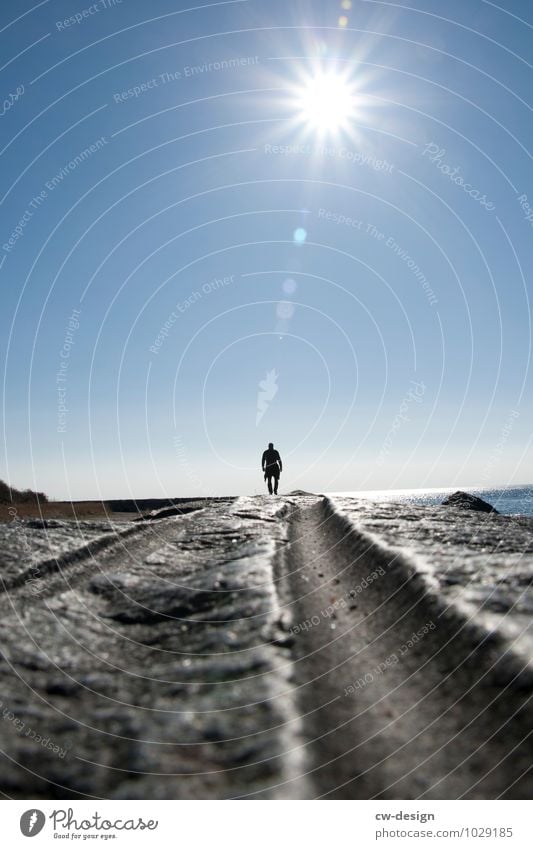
<box><xmin>326</xmin><ymin>484</ymin><xmax>533</xmax><ymax>517</ymax></box>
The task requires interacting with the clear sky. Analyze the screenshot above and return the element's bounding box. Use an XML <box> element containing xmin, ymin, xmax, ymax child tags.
<box><xmin>1</xmin><ymin>0</ymin><xmax>532</xmax><ymax>499</ymax></box>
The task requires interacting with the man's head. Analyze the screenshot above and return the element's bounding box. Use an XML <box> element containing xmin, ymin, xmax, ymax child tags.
<box><xmin>268</xmin><ymin>442</ymin><xmax>274</xmax><ymax>449</ymax></box>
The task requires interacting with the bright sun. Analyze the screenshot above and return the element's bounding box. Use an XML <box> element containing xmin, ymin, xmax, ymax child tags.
<box><xmin>297</xmin><ymin>72</ymin><xmax>355</xmax><ymax>133</ymax></box>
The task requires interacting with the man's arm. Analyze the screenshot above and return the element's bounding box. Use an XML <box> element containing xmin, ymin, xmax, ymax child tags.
<box><xmin>276</xmin><ymin>451</ymin><xmax>282</xmax><ymax>472</ymax></box>
<box><xmin>261</xmin><ymin>450</ymin><xmax>266</xmax><ymax>470</ymax></box>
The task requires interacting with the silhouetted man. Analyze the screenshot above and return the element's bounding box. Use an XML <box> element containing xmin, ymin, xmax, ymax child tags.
<box><xmin>262</xmin><ymin>442</ymin><xmax>282</xmax><ymax>495</ymax></box>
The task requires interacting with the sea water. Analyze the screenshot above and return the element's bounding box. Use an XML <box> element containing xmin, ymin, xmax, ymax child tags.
<box><xmin>327</xmin><ymin>485</ymin><xmax>533</xmax><ymax>517</ymax></box>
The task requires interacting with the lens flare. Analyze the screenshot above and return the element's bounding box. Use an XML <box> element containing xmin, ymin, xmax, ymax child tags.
<box><xmin>283</xmin><ymin>278</ymin><xmax>297</xmax><ymax>294</ymax></box>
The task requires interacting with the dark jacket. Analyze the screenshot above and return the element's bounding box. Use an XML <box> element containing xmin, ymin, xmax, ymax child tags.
<box><xmin>262</xmin><ymin>448</ymin><xmax>282</xmax><ymax>473</ymax></box>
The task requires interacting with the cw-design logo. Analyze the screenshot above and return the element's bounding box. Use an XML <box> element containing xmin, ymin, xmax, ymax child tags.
<box><xmin>20</xmin><ymin>810</ymin><xmax>46</xmax><ymax>837</ymax></box>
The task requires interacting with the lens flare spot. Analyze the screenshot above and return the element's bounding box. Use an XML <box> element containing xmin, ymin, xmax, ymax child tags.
<box><xmin>283</xmin><ymin>278</ymin><xmax>297</xmax><ymax>294</ymax></box>
<box><xmin>277</xmin><ymin>301</ymin><xmax>295</xmax><ymax>320</ymax></box>
<box><xmin>293</xmin><ymin>227</ymin><xmax>307</xmax><ymax>244</ymax></box>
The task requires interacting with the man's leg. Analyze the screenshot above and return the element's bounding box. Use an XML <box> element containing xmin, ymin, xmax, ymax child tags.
<box><xmin>274</xmin><ymin>474</ymin><xmax>279</xmax><ymax>495</ymax></box>
<box><xmin>267</xmin><ymin>474</ymin><xmax>273</xmax><ymax>494</ymax></box>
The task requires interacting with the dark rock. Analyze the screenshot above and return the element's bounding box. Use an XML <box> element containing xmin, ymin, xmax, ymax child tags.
<box><xmin>107</xmin><ymin>497</ymin><xmax>223</xmax><ymax>514</ymax></box>
<box><xmin>24</xmin><ymin>519</ymin><xmax>65</xmax><ymax>529</ymax></box>
<box><xmin>441</xmin><ymin>490</ymin><xmax>499</xmax><ymax>514</ymax></box>
<box><xmin>44</xmin><ymin>678</ymin><xmax>80</xmax><ymax>696</ymax></box>
<box><xmin>88</xmin><ymin>572</ymin><xmax>224</xmax><ymax>623</ymax></box>
<box><xmin>135</xmin><ymin>504</ymin><xmax>205</xmax><ymax>521</ymax></box>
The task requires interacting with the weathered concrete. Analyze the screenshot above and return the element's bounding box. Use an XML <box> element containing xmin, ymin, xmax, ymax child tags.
<box><xmin>285</xmin><ymin>497</ymin><xmax>533</xmax><ymax>798</ymax></box>
<box><xmin>0</xmin><ymin>494</ymin><xmax>531</xmax><ymax>799</ymax></box>
<box><xmin>0</xmin><ymin>497</ymin><xmax>307</xmax><ymax>799</ymax></box>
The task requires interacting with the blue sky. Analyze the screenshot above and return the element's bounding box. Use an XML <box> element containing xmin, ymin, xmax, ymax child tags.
<box><xmin>1</xmin><ymin>0</ymin><xmax>532</xmax><ymax>498</ymax></box>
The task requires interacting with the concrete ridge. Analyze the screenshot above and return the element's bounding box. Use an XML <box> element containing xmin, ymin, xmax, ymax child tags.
<box><xmin>322</xmin><ymin>496</ymin><xmax>533</xmax><ymax>694</ymax></box>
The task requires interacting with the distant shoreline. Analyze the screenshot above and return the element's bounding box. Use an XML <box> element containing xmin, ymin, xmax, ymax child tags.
<box><xmin>2</xmin><ymin>482</ymin><xmax>532</xmax><ymax>522</ymax></box>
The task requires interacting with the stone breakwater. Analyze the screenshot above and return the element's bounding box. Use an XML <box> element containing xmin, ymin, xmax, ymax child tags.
<box><xmin>0</xmin><ymin>494</ymin><xmax>531</xmax><ymax>799</ymax></box>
